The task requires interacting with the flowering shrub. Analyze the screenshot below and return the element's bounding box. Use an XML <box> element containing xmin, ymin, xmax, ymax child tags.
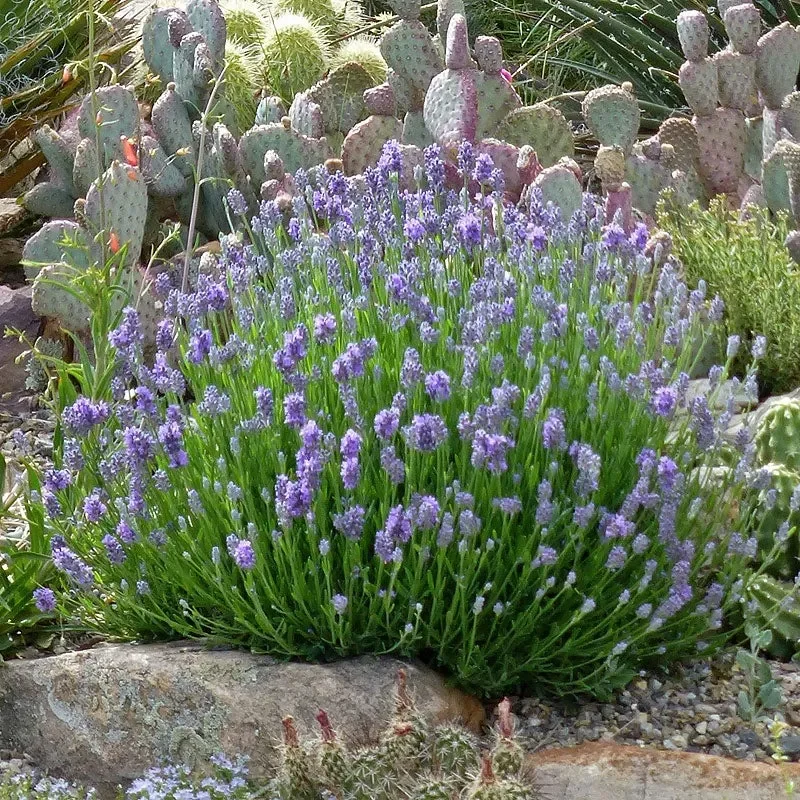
<box><xmin>658</xmin><ymin>196</ymin><xmax>800</xmax><ymax>397</ymax></box>
<box><xmin>37</xmin><ymin>143</ymin><xmax>770</xmax><ymax>697</ymax></box>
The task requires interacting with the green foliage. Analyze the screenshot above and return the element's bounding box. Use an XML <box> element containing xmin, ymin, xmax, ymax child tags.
<box><xmin>658</xmin><ymin>197</ymin><xmax>800</xmax><ymax>397</ymax></box>
<box><xmin>736</xmin><ymin>618</ymin><xmax>785</xmax><ymax>722</ymax></box>
<box><xmin>0</xmin><ymin>0</ymin><xmax>141</xmax><ymax>194</ymax></box>
<box><xmin>0</xmin><ymin>455</ymin><xmax>56</xmax><ymax>659</ymax></box>
<box><xmin>745</xmin><ymin>574</ymin><xmax>800</xmax><ymax>661</ymax></box>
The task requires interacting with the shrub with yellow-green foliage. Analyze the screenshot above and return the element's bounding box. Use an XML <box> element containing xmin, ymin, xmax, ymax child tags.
<box><xmin>658</xmin><ymin>197</ymin><xmax>800</xmax><ymax>397</ymax></box>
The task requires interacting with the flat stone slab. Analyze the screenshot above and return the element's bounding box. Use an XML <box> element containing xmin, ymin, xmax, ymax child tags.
<box><xmin>0</xmin><ymin>642</ymin><xmax>484</xmax><ymax>792</ymax></box>
<box><xmin>527</xmin><ymin>742</ymin><xmax>800</xmax><ymax>800</ymax></box>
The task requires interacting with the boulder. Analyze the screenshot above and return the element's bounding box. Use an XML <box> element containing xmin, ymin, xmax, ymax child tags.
<box><xmin>0</xmin><ymin>642</ymin><xmax>484</xmax><ymax>793</ymax></box>
<box><xmin>526</xmin><ymin>742</ymin><xmax>800</xmax><ymax>800</ymax></box>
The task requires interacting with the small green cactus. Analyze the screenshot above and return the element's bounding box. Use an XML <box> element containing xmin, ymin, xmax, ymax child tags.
<box><xmin>258</xmin><ymin>670</ymin><xmax>536</xmax><ymax>800</ymax></box>
<box><xmin>757</xmin><ymin>396</ymin><xmax>800</xmax><ymax>472</ymax></box>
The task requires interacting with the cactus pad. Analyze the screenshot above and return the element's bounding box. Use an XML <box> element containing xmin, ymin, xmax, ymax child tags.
<box><xmin>532</xmin><ymin>163</ymin><xmax>583</xmax><ymax>220</ymax></box>
<box><xmin>497</xmin><ymin>104</ymin><xmax>574</xmax><ymax>168</ymax></box>
<box><xmin>342</xmin><ymin>117</ymin><xmax>404</xmax><ymax>175</ymax></box>
<box><xmin>186</xmin><ymin>0</ymin><xmax>227</xmax><ymax>65</ymax></box>
<box><xmin>723</xmin><ymin>3</ymin><xmax>761</xmax><ymax>55</ymax></box>
<box><xmin>240</xmin><ymin>120</ymin><xmax>331</xmax><ymax>184</ymax></box>
<box><xmin>693</xmin><ymin>107</ymin><xmax>747</xmax><ymax>195</ymax></box>
<box><xmin>139</xmin><ymin>135</ymin><xmax>187</xmax><ymax>197</ymax></box>
<box><xmin>756</xmin><ymin>22</ymin><xmax>800</xmax><ymax>109</ymax></box>
<box><xmin>84</xmin><ymin>161</ymin><xmax>149</xmax><ymax>266</ymax></box>
<box><xmin>679</xmin><ymin>58</ymin><xmax>719</xmax><ymax>116</ymax></box>
<box><xmin>77</xmin><ymin>85</ymin><xmax>140</xmax><ymax>166</ymax></box>
<box><xmin>380</xmin><ymin>19</ymin><xmax>443</xmax><ymax>95</ymax></box>
<box><xmin>142</xmin><ymin>7</ymin><xmax>187</xmax><ymax>82</ymax></box>
<box><xmin>677</xmin><ymin>10</ymin><xmax>709</xmax><ymax>62</ymax></box>
<box><xmin>582</xmin><ymin>84</ymin><xmax>640</xmax><ymax>152</ymax></box>
<box><xmin>713</xmin><ymin>50</ymin><xmax>756</xmax><ymax>111</ymax></box>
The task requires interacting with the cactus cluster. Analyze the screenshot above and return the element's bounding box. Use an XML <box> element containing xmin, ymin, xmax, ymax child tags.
<box><xmin>584</xmin><ymin>0</ymin><xmax>800</xmax><ymax>246</ymax></box>
<box><xmin>263</xmin><ymin>670</ymin><xmax>536</xmax><ymax>800</ymax></box>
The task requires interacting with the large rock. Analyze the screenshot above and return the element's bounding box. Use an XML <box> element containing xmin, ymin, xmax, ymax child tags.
<box><xmin>0</xmin><ymin>642</ymin><xmax>484</xmax><ymax>792</ymax></box>
<box><xmin>526</xmin><ymin>742</ymin><xmax>800</xmax><ymax>800</ymax></box>
<box><xmin>0</xmin><ymin>286</ymin><xmax>38</xmax><ymax>413</ymax></box>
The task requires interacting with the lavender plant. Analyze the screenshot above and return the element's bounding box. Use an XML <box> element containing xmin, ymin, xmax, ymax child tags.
<box><xmin>36</xmin><ymin>143</ymin><xmax>768</xmax><ymax>698</ymax></box>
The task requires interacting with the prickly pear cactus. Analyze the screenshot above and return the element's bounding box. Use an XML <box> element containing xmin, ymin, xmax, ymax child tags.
<box><xmin>497</xmin><ymin>104</ymin><xmax>573</xmax><ymax>168</ymax></box>
<box><xmin>531</xmin><ymin>160</ymin><xmax>583</xmax><ymax>221</ymax></box>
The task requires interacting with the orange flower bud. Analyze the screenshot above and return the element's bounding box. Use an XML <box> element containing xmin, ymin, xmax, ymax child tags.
<box><xmin>109</xmin><ymin>231</ymin><xmax>120</xmax><ymax>254</ymax></box>
<box><xmin>121</xmin><ymin>136</ymin><xmax>138</xmax><ymax>167</ymax></box>
<box><xmin>62</xmin><ymin>65</ymin><xmax>73</xmax><ymax>84</ymax></box>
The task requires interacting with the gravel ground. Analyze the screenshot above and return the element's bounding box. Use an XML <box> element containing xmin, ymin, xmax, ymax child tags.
<box><xmin>503</xmin><ymin>654</ymin><xmax>800</xmax><ymax>764</ymax></box>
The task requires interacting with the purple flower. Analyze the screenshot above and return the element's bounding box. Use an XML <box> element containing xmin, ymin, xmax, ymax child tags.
<box><xmin>605</xmin><ymin>546</ymin><xmax>627</xmax><ymax>571</ymax></box>
<box><xmin>651</xmin><ymin>386</ymin><xmax>678</xmax><ymax>418</ymax></box>
<box><xmin>340</xmin><ymin>429</ymin><xmax>362</xmax><ymax>459</ymax></box>
<box><xmin>188</xmin><ymin>329</ymin><xmax>212</xmax><ymax>364</ymax></box>
<box><xmin>52</xmin><ymin>544</ymin><xmax>93</xmax><ymax>587</ymax></box>
<box><xmin>198</xmin><ymin>385</ymin><xmax>231</xmax><ymax>416</ymax></box>
<box><xmin>473</xmin><ymin>153</ymin><xmax>495</xmax><ymax>184</ymax></box>
<box><xmin>226</xmin><ymin>188</ymin><xmax>248</xmax><ymax>216</ymax></box>
<box><xmin>33</xmin><ymin>587</ymin><xmax>56</xmax><ymax>612</ymax></box>
<box><xmin>404</xmin><ymin>218</ymin><xmax>426</xmax><ymax>243</ymax></box>
<box><xmin>333</xmin><ymin>505</ymin><xmax>365</xmax><ymax>540</ymax></box>
<box><xmin>63</xmin><ymin>397</ymin><xmax>110</xmax><ymax>436</ymax></box>
<box><xmin>83</xmin><ymin>491</ymin><xmax>107</xmax><ymax>523</ymax></box>
<box><xmin>313</xmin><ymin>313</ymin><xmax>337</xmax><ymax>344</ymax></box>
<box><xmin>233</xmin><ymin>540</ymin><xmax>256</xmax><ymax>569</ymax></box>
<box><xmin>542</xmin><ymin>408</ymin><xmax>567</xmax><ymax>450</ymax></box>
<box><xmin>493</xmin><ymin>496</ymin><xmax>522</xmax><ymax>515</ymax></box>
<box><xmin>458</xmin><ymin>213</ymin><xmax>482</xmax><ymax>248</ymax></box>
<box><xmin>412</xmin><ymin>495</ymin><xmax>440</xmax><ymax>530</ymax></box>
<box><xmin>44</xmin><ymin>469</ymin><xmax>72</xmax><ymax>493</ymax></box>
<box><xmin>400</xmin><ymin>348</ymin><xmax>423</xmax><ymax>389</ymax></box>
<box><xmin>374</xmin><ymin>407</ymin><xmax>400</xmax><ymax>440</ymax></box>
<box><xmin>331</xmin><ymin>593</ymin><xmax>349</xmax><ymax>614</ymax></box>
<box><xmin>603</xmin><ymin>513</ymin><xmax>635</xmax><ymax>540</ymax></box>
<box><xmin>471</xmin><ymin>430</ymin><xmax>514</xmax><ymax>474</ymax></box>
<box><xmin>341</xmin><ymin>457</ymin><xmax>361</xmax><ymax>491</ymax></box>
<box><xmin>124</xmin><ymin>426</ymin><xmax>156</xmax><ymax>464</ymax></box>
<box><xmin>102</xmin><ymin>534</ymin><xmax>126</xmax><ymax>565</ymax></box>
<box><xmin>402</xmin><ymin>413</ymin><xmax>448</xmax><ymax>452</ymax></box>
<box><xmin>283</xmin><ymin>392</ymin><xmax>306</xmax><ymax>428</ymax></box>
<box><xmin>425</xmin><ymin>370</ymin><xmax>451</xmax><ymax>402</ymax></box>
<box><xmin>380</xmin><ymin>446</ymin><xmax>405</xmax><ymax>484</ymax></box>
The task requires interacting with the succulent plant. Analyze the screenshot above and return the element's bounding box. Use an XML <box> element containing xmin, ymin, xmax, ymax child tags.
<box><xmin>330</xmin><ymin>37</ymin><xmax>388</xmax><ymax>84</ymax></box>
<box><xmin>745</xmin><ymin>574</ymin><xmax>800</xmax><ymax>660</ymax></box>
<box><xmin>258</xmin><ymin>669</ymin><xmax>534</xmax><ymax>800</ymax></box>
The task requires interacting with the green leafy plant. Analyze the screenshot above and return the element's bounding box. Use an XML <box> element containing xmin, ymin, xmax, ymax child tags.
<box><xmin>735</xmin><ymin>619</ymin><xmax>784</xmax><ymax>723</ymax></box>
<box><xmin>0</xmin><ymin>455</ymin><xmax>57</xmax><ymax>659</ymax></box>
<box><xmin>658</xmin><ymin>197</ymin><xmax>800</xmax><ymax>397</ymax></box>
<box><xmin>0</xmin><ymin>0</ymin><xmax>142</xmax><ymax>194</ymax></box>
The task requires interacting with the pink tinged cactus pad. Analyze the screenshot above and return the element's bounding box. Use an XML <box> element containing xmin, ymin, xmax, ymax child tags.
<box><xmin>713</xmin><ymin>50</ymin><xmax>756</xmax><ymax>111</ymax></box>
<box><xmin>380</xmin><ymin>20</ymin><xmax>444</xmax><ymax>94</ymax></box>
<box><xmin>475</xmin><ymin>138</ymin><xmax>524</xmax><ymax>199</ymax></box>
<box><xmin>693</xmin><ymin>107</ymin><xmax>747</xmax><ymax>195</ymax></box>
<box><xmin>756</xmin><ymin>22</ymin><xmax>800</xmax><ymax>109</ymax></box>
<box><xmin>723</xmin><ymin>3</ymin><xmax>762</xmax><ymax>55</ymax></box>
<box><xmin>342</xmin><ymin>117</ymin><xmax>404</xmax><ymax>175</ymax></box>
<box><xmin>289</xmin><ymin>92</ymin><xmax>326</xmax><ymax>139</ymax></box>
<box><xmin>605</xmin><ymin>182</ymin><xmax>634</xmax><ymax>232</ymax></box>
<box><xmin>679</xmin><ymin>58</ymin><xmax>719</xmax><ymax>116</ymax></box>
<box><xmin>677</xmin><ymin>11</ymin><xmax>710</xmax><ymax>63</ymax></box>
<box><xmin>364</xmin><ymin>83</ymin><xmax>397</xmax><ymax>117</ymax></box>
<box><xmin>436</xmin><ymin>0</ymin><xmax>464</xmax><ymax>44</ymax></box>
<box><xmin>474</xmin><ymin>36</ymin><xmax>503</xmax><ymax>74</ymax></box>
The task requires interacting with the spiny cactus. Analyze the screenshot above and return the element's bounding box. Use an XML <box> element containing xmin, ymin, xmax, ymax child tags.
<box><xmin>746</xmin><ymin>575</ymin><xmax>800</xmax><ymax>660</ymax></box>
<box><xmin>330</xmin><ymin>37</ymin><xmax>388</xmax><ymax>84</ymax></box>
<box><xmin>757</xmin><ymin>397</ymin><xmax>800</xmax><ymax>472</ymax></box>
<box><xmin>258</xmin><ymin>669</ymin><xmax>534</xmax><ymax>800</ymax></box>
